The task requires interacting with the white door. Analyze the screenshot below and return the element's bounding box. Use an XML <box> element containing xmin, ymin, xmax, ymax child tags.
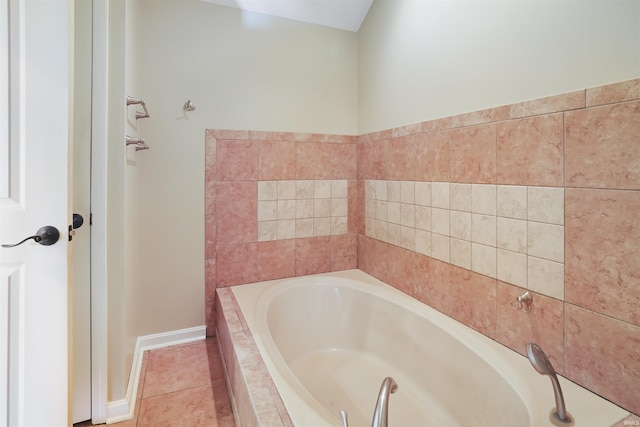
<box><xmin>0</xmin><ymin>0</ymin><xmax>71</xmax><ymax>425</ymax></box>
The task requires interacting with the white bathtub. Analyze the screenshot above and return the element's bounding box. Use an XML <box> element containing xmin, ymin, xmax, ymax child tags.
<box><xmin>227</xmin><ymin>270</ymin><xmax>629</xmax><ymax>427</ymax></box>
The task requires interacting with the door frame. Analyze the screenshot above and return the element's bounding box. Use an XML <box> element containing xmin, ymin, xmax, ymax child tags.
<box><xmin>89</xmin><ymin>0</ymin><xmax>109</xmax><ymax>423</ymax></box>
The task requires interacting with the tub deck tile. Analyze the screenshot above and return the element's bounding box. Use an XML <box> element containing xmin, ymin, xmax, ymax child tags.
<box><xmin>216</xmin><ymin>287</ymin><xmax>292</xmax><ymax>427</ymax></box>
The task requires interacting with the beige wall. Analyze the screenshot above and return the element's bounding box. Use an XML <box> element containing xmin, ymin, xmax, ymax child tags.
<box><xmin>132</xmin><ymin>0</ymin><xmax>357</xmax><ymax>330</ymax></box>
<box><xmin>106</xmin><ymin>0</ymin><xmax>357</xmax><ymax>402</ymax></box>
<box><xmin>358</xmin><ymin>0</ymin><xmax>640</xmax><ymax>133</ymax></box>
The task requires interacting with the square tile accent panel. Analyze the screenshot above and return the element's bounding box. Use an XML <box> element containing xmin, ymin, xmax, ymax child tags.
<box><xmin>365</xmin><ymin>180</ymin><xmax>565</xmax><ymax>300</ymax></box>
<box><xmin>258</xmin><ymin>179</ymin><xmax>348</xmax><ymax>241</ymax></box>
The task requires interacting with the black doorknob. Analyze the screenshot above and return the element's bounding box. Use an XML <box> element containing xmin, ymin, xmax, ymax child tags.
<box><xmin>1</xmin><ymin>226</ymin><xmax>60</xmax><ymax>248</ymax></box>
<box><xmin>73</xmin><ymin>213</ymin><xmax>84</xmax><ymax>229</ymax></box>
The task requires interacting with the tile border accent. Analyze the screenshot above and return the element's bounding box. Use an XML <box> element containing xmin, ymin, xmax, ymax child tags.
<box><xmin>365</xmin><ymin>180</ymin><xmax>566</xmax><ymax>300</ymax></box>
<box><xmin>258</xmin><ymin>179</ymin><xmax>349</xmax><ymax>241</ymax></box>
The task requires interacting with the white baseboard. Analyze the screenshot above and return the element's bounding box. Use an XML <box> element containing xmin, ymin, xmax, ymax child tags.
<box><xmin>105</xmin><ymin>325</ymin><xmax>207</xmax><ymax>424</ymax></box>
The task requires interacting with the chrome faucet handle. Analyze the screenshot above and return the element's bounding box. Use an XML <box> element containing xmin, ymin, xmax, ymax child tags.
<box><xmin>339</xmin><ymin>410</ymin><xmax>348</xmax><ymax>427</ymax></box>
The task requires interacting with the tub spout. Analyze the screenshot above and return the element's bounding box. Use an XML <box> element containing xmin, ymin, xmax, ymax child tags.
<box><xmin>338</xmin><ymin>410</ymin><xmax>348</xmax><ymax>427</ymax></box>
<box><xmin>526</xmin><ymin>342</ymin><xmax>571</xmax><ymax>424</ymax></box>
<box><xmin>371</xmin><ymin>377</ymin><xmax>398</xmax><ymax>427</ymax></box>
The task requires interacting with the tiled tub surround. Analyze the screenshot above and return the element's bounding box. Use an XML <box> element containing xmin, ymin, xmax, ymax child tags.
<box><xmin>207</xmin><ymin>77</ymin><xmax>640</xmax><ymax>417</ymax></box>
<box><xmin>357</xmin><ymin>77</ymin><xmax>640</xmax><ymax>415</ymax></box>
<box><xmin>205</xmin><ymin>130</ymin><xmax>358</xmax><ymax>337</ymax></box>
<box><xmin>364</xmin><ymin>180</ymin><xmax>565</xmax><ymax>299</ymax></box>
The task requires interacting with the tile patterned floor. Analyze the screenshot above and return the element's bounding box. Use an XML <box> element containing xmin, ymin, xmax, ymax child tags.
<box><xmin>111</xmin><ymin>337</ymin><xmax>235</xmax><ymax>427</ymax></box>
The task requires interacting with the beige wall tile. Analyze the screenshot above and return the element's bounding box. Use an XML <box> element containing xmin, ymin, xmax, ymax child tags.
<box><xmin>313</xmin><ymin>217</ymin><xmax>331</xmax><ymax>237</ymax></box>
<box><xmin>387</xmin><ymin>223</ymin><xmax>402</xmax><ymax>247</ymax></box>
<box><xmin>400</xmin><ymin>203</ymin><xmax>415</xmax><ymax>227</ymax></box>
<box><xmin>400</xmin><ymin>226</ymin><xmax>415</xmax><ymax>251</ymax></box>
<box><xmin>387</xmin><ymin>201</ymin><xmax>401</xmax><ymax>224</ymax></box>
<box><xmin>450</xmin><ymin>211</ymin><xmax>472</xmax><ymax>241</ymax></box>
<box><xmin>415</xmin><ymin>181</ymin><xmax>431</xmax><ymax>206</ymax></box>
<box><xmin>415</xmin><ymin>206</ymin><xmax>431</xmax><ymax>231</ymax></box>
<box><xmin>450</xmin><ymin>238</ymin><xmax>472</xmax><ymax>270</ymax></box>
<box><xmin>386</xmin><ymin>180</ymin><xmax>401</xmax><ymax>202</ymax></box>
<box><xmin>528</xmin><ymin>187</ymin><xmax>564</xmax><ymax>225</ymax></box>
<box><xmin>450</xmin><ymin>183</ymin><xmax>472</xmax><ymax>212</ymax></box>
<box><xmin>313</xmin><ymin>180</ymin><xmax>332</xmax><ymax>198</ymax></box>
<box><xmin>472</xmin><ymin>243</ymin><xmax>497</xmax><ymax>278</ymax></box>
<box><xmin>527</xmin><ymin>257</ymin><xmax>564</xmax><ymax>300</ymax></box>
<box><xmin>497</xmin><ymin>249</ymin><xmax>527</xmax><ymax>288</ymax></box>
<box><xmin>331</xmin><ymin>180</ymin><xmax>348</xmax><ymax>198</ymax></box>
<box><xmin>295</xmin><ymin>219</ymin><xmax>314</xmax><ymax>238</ymax></box>
<box><xmin>331</xmin><ymin>198</ymin><xmax>348</xmax><ymax>217</ymax></box>
<box><xmin>497</xmin><ymin>217</ymin><xmax>527</xmax><ymax>254</ymax></box>
<box><xmin>472</xmin><ymin>214</ymin><xmax>496</xmax><ymax>247</ymax></box>
<box><xmin>497</xmin><ymin>185</ymin><xmax>527</xmax><ymax>220</ymax></box>
<box><xmin>258</xmin><ymin>181</ymin><xmax>277</xmax><ymax>201</ymax></box>
<box><xmin>431</xmin><ymin>208</ymin><xmax>450</xmax><ymax>236</ymax></box>
<box><xmin>431</xmin><ymin>182</ymin><xmax>450</xmax><ymax>208</ymax></box>
<box><xmin>415</xmin><ymin>230</ymin><xmax>431</xmax><ymax>256</ymax></box>
<box><xmin>295</xmin><ymin>180</ymin><xmax>314</xmax><ymax>199</ymax></box>
<box><xmin>400</xmin><ymin>181</ymin><xmax>415</xmax><ymax>204</ymax></box>
<box><xmin>431</xmin><ymin>233</ymin><xmax>450</xmax><ymax>263</ymax></box>
<box><xmin>528</xmin><ymin>222</ymin><xmax>564</xmax><ymax>263</ymax></box>
<box><xmin>277</xmin><ymin>180</ymin><xmax>296</xmax><ymax>199</ymax></box>
<box><xmin>472</xmin><ymin>184</ymin><xmax>496</xmax><ymax>215</ymax></box>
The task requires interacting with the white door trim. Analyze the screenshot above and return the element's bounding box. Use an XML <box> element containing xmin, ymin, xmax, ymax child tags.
<box><xmin>89</xmin><ymin>0</ymin><xmax>109</xmax><ymax>423</ymax></box>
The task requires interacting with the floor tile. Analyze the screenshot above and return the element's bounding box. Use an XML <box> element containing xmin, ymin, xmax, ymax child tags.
<box><xmin>138</xmin><ymin>385</ymin><xmax>220</xmax><ymax>427</ymax></box>
<box><xmin>143</xmin><ymin>341</ymin><xmax>212</xmax><ymax>398</ymax></box>
<box><xmin>109</xmin><ymin>337</ymin><xmax>235</xmax><ymax>426</ymax></box>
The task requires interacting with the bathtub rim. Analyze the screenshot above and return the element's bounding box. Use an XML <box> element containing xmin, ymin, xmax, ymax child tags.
<box><xmin>229</xmin><ymin>269</ymin><xmax>631</xmax><ymax>427</ymax></box>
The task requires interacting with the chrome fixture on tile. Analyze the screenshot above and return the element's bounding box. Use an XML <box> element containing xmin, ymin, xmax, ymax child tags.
<box><xmin>183</xmin><ymin>99</ymin><xmax>196</xmax><ymax>112</ymax></box>
<box><xmin>526</xmin><ymin>342</ymin><xmax>572</xmax><ymax>424</ymax></box>
<box><xmin>126</xmin><ymin>135</ymin><xmax>149</xmax><ymax>151</ymax></box>
<box><xmin>126</xmin><ymin>95</ymin><xmax>150</xmax><ymax>119</ymax></box>
<box><xmin>371</xmin><ymin>377</ymin><xmax>398</xmax><ymax>427</ymax></box>
<box><xmin>338</xmin><ymin>409</ymin><xmax>348</xmax><ymax>427</ymax></box>
<box><xmin>511</xmin><ymin>291</ymin><xmax>533</xmax><ymax>312</ymax></box>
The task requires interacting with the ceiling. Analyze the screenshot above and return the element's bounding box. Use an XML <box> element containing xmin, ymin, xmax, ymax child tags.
<box><xmin>200</xmin><ymin>0</ymin><xmax>375</xmax><ymax>32</ymax></box>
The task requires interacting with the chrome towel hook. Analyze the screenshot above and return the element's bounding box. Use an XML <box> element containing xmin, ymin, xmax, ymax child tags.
<box><xmin>183</xmin><ymin>99</ymin><xmax>196</xmax><ymax>112</ymax></box>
